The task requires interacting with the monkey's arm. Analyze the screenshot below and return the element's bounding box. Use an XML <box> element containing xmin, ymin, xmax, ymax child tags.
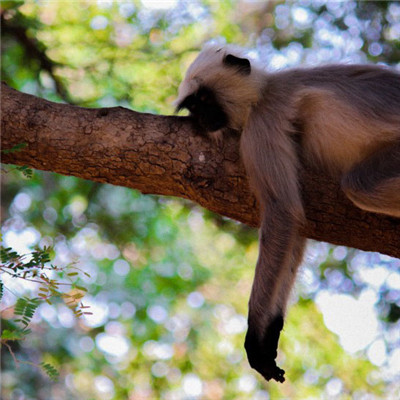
<box><xmin>240</xmin><ymin>109</ymin><xmax>306</xmax><ymax>382</ymax></box>
<box><xmin>245</xmin><ymin>207</ymin><xmax>305</xmax><ymax>382</ymax></box>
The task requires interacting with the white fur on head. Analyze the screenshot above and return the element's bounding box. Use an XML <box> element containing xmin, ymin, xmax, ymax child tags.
<box><xmin>176</xmin><ymin>44</ymin><xmax>263</xmax><ymax>130</ymax></box>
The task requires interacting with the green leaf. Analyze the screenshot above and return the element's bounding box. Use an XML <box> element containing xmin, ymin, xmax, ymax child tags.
<box><xmin>1</xmin><ymin>246</ymin><xmax>19</xmax><ymax>263</ymax></box>
<box><xmin>40</xmin><ymin>362</ymin><xmax>59</xmax><ymax>381</ymax></box>
<box><xmin>1</xmin><ymin>329</ymin><xmax>26</xmax><ymax>341</ymax></box>
<box><xmin>14</xmin><ymin>297</ymin><xmax>39</xmax><ymax>329</ymax></box>
<box><xmin>16</xmin><ymin>165</ymin><xmax>33</xmax><ymax>179</ymax></box>
<box><xmin>1</xmin><ymin>143</ymin><xmax>27</xmax><ymax>154</ymax></box>
<box><xmin>74</xmin><ymin>285</ymin><xmax>88</xmax><ymax>292</ymax></box>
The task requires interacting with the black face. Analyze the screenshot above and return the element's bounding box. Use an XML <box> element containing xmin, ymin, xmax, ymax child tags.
<box><xmin>177</xmin><ymin>86</ymin><xmax>228</xmax><ymax>133</ymax></box>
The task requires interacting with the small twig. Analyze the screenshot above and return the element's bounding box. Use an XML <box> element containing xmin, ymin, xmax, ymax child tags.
<box><xmin>2</xmin><ymin>341</ymin><xmax>20</xmax><ymax>368</ymax></box>
<box><xmin>0</xmin><ymin>304</ymin><xmax>16</xmax><ymax>314</ymax></box>
<box><xmin>0</xmin><ymin>267</ymin><xmax>75</xmax><ymax>286</ymax></box>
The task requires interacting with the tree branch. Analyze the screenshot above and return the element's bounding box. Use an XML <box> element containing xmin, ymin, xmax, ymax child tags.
<box><xmin>1</xmin><ymin>83</ymin><xmax>399</xmax><ymax>258</ymax></box>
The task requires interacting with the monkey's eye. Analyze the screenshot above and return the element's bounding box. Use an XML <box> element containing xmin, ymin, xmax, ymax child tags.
<box><xmin>197</xmin><ymin>90</ymin><xmax>211</xmax><ymax>104</ymax></box>
<box><xmin>199</xmin><ymin>94</ymin><xmax>209</xmax><ymax>103</ymax></box>
<box><xmin>196</xmin><ymin>86</ymin><xmax>217</xmax><ymax>106</ymax></box>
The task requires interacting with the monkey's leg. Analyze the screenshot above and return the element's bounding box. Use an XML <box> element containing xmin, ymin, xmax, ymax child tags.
<box><xmin>244</xmin><ymin>205</ymin><xmax>303</xmax><ymax>383</ymax></box>
<box><xmin>341</xmin><ymin>142</ymin><xmax>400</xmax><ymax>218</ymax></box>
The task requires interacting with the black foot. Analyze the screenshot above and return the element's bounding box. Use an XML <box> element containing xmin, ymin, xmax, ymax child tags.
<box><xmin>244</xmin><ymin>315</ymin><xmax>285</xmax><ymax>383</ymax></box>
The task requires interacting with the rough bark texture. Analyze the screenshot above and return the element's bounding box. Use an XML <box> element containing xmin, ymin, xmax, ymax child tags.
<box><xmin>1</xmin><ymin>83</ymin><xmax>399</xmax><ymax>258</ymax></box>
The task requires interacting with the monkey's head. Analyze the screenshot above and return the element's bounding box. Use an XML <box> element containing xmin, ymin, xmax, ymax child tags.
<box><xmin>175</xmin><ymin>44</ymin><xmax>261</xmax><ymax>135</ymax></box>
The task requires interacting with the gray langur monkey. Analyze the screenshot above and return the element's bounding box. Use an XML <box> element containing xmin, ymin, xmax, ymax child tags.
<box><xmin>175</xmin><ymin>43</ymin><xmax>400</xmax><ymax>383</ymax></box>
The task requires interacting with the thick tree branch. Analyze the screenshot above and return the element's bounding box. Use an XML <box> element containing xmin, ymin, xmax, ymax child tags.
<box><xmin>1</xmin><ymin>83</ymin><xmax>399</xmax><ymax>258</ymax></box>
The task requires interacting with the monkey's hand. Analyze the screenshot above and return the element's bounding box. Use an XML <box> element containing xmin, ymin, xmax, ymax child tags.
<box><xmin>244</xmin><ymin>315</ymin><xmax>285</xmax><ymax>383</ymax></box>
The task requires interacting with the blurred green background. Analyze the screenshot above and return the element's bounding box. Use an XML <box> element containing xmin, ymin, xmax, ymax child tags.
<box><xmin>1</xmin><ymin>1</ymin><xmax>400</xmax><ymax>399</ymax></box>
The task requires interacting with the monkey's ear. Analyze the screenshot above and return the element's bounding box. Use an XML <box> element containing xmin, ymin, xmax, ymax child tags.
<box><xmin>223</xmin><ymin>54</ymin><xmax>251</xmax><ymax>75</ymax></box>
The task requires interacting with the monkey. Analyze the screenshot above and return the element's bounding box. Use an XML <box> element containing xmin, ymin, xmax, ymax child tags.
<box><xmin>175</xmin><ymin>43</ymin><xmax>400</xmax><ymax>383</ymax></box>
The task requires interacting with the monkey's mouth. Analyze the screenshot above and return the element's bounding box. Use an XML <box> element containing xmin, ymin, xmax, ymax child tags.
<box><xmin>177</xmin><ymin>104</ymin><xmax>228</xmax><ymax>133</ymax></box>
<box><xmin>176</xmin><ymin>86</ymin><xmax>229</xmax><ymax>133</ymax></box>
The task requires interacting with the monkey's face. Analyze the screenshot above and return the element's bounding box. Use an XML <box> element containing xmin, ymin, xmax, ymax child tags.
<box><xmin>175</xmin><ymin>44</ymin><xmax>258</xmax><ymax>135</ymax></box>
<box><xmin>176</xmin><ymin>86</ymin><xmax>228</xmax><ymax>133</ymax></box>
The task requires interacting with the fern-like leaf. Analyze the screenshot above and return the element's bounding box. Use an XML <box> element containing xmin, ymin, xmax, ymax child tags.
<box><xmin>17</xmin><ymin>165</ymin><xmax>33</xmax><ymax>179</ymax></box>
<box><xmin>14</xmin><ymin>297</ymin><xmax>39</xmax><ymax>329</ymax></box>
<box><xmin>40</xmin><ymin>362</ymin><xmax>59</xmax><ymax>381</ymax></box>
<box><xmin>1</xmin><ymin>246</ymin><xmax>19</xmax><ymax>263</ymax></box>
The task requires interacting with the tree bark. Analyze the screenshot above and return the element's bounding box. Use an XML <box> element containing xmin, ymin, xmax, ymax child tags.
<box><xmin>1</xmin><ymin>83</ymin><xmax>399</xmax><ymax>258</ymax></box>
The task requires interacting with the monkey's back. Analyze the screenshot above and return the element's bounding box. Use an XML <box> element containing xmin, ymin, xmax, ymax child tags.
<box><xmin>263</xmin><ymin>65</ymin><xmax>400</xmax><ymax>173</ymax></box>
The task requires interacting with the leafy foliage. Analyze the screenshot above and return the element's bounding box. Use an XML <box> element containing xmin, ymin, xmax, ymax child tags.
<box><xmin>1</xmin><ymin>143</ymin><xmax>33</xmax><ymax>178</ymax></box>
<box><xmin>13</xmin><ymin>297</ymin><xmax>39</xmax><ymax>330</ymax></box>
<box><xmin>40</xmin><ymin>362</ymin><xmax>60</xmax><ymax>381</ymax></box>
<box><xmin>1</xmin><ymin>244</ymin><xmax>92</xmax><ymax>381</ymax></box>
<box><xmin>1</xmin><ymin>245</ymin><xmax>91</xmax><ymax>314</ymax></box>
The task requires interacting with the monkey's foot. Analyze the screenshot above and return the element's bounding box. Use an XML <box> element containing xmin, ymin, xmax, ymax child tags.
<box><xmin>244</xmin><ymin>314</ymin><xmax>285</xmax><ymax>383</ymax></box>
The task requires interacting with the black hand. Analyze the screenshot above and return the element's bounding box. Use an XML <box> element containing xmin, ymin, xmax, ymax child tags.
<box><xmin>245</xmin><ymin>314</ymin><xmax>285</xmax><ymax>383</ymax></box>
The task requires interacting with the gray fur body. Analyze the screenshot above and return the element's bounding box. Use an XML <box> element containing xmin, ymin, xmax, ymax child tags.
<box><xmin>176</xmin><ymin>44</ymin><xmax>400</xmax><ymax>382</ymax></box>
